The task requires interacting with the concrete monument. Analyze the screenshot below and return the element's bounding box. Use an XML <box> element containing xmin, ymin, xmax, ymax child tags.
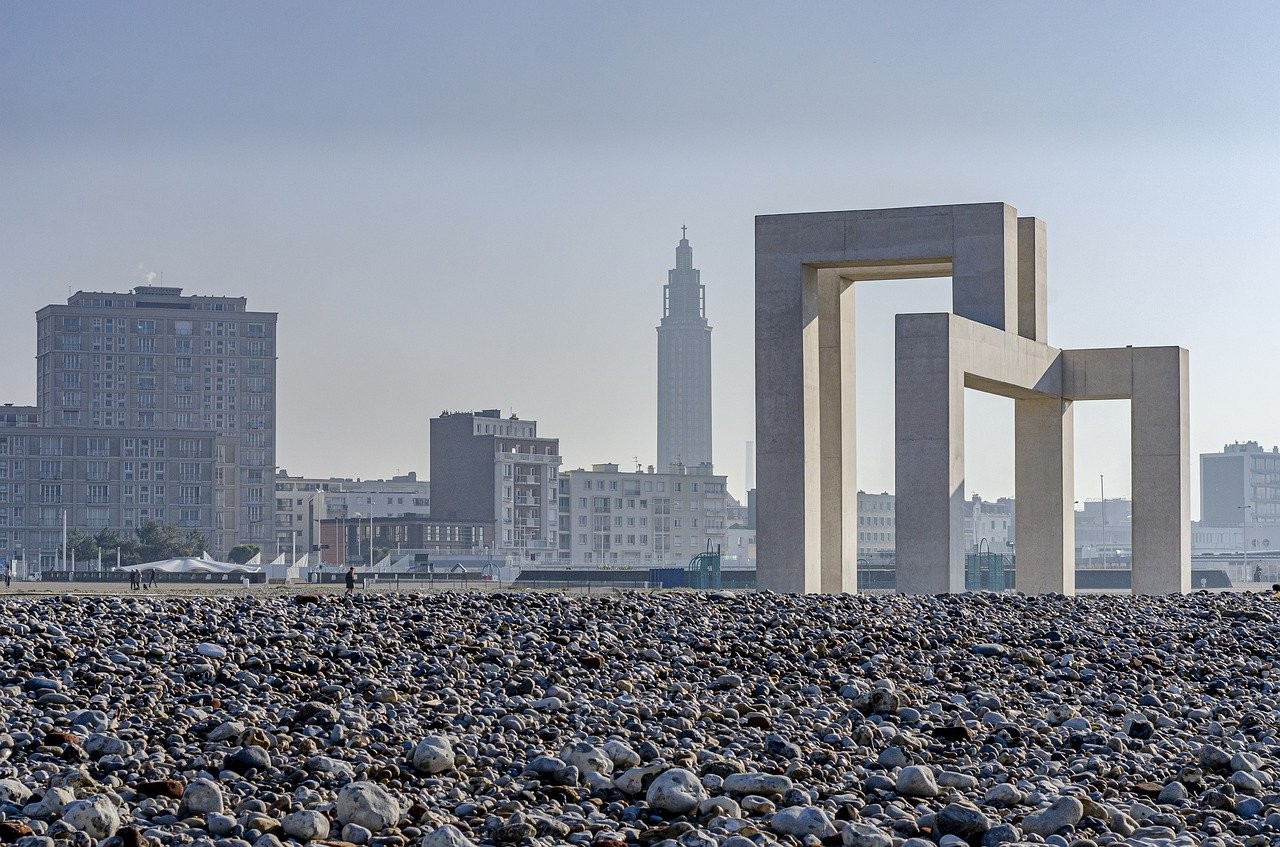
<box><xmin>755</xmin><ymin>203</ymin><xmax>1189</xmax><ymax>595</ymax></box>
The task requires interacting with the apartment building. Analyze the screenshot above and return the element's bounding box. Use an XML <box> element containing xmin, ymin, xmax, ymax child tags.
<box><xmin>430</xmin><ymin>410</ymin><xmax>559</xmax><ymax>562</ymax></box>
<box><xmin>0</xmin><ymin>415</ymin><xmax>219</xmax><ymax>572</ymax></box>
<box><xmin>558</xmin><ymin>463</ymin><xmax>728</xmax><ymax>566</ymax></box>
<box><xmin>35</xmin><ymin>286</ymin><xmax>278</xmax><ymax>554</ymax></box>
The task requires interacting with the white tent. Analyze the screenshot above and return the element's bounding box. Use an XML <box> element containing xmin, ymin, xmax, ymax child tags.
<box><xmin>121</xmin><ymin>557</ymin><xmax>263</xmax><ymax>575</ymax></box>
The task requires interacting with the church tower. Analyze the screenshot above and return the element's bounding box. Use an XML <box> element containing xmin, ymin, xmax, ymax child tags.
<box><xmin>657</xmin><ymin>227</ymin><xmax>713</xmax><ymax>472</ymax></box>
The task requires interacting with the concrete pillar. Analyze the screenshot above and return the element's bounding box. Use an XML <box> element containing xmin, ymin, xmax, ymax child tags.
<box><xmin>755</xmin><ymin>256</ymin><xmax>807</xmax><ymax>593</ymax></box>
<box><xmin>1014</xmin><ymin>396</ymin><xmax>1075</xmax><ymax>594</ymax></box>
<box><xmin>802</xmin><ymin>270</ymin><xmax>857</xmax><ymax>593</ymax></box>
<box><xmin>895</xmin><ymin>314</ymin><xmax>966</xmax><ymax>593</ymax></box>
<box><xmin>1131</xmin><ymin>346</ymin><xmax>1191</xmax><ymax>594</ymax></box>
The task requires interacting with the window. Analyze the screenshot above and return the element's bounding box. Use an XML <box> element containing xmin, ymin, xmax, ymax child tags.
<box><xmin>38</xmin><ymin>437</ymin><xmax>62</xmax><ymax>456</ymax></box>
<box><xmin>38</xmin><ymin>461</ymin><xmax>62</xmax><ymax>480</ymax></box>
<box><xmin>175</xmin><ymin>357</ymin><xmax>193</xmax><ymax>372</ymax></box>
<box><xmin>175</xmin><ymin>320</ymin><xmax>193</xmax><ymax>336</ymax></box>
<box><xmin>136</xmin><ymin>319</ymin><xmax>156</xmax><ymax>335</ymax></box>
<box><xmin>179</xmin><ymin>486</ymin><xmax>201</xmax><ymax>505</ymax></box>
<box><xmin>40</xmin><ymin>484</ymin><xmax>62</xmax><ymax>503</ymax></box>
<box><xmin>86</xmin><ymin>437</ymin><xmax>109</xmax><ymax>457</ymax></box>
<box><xmin>86</xmin><ymin>484</ymin><xmax>109</xmax><ymax>504</ymax></box>
<box><xmin>61</xmin><ymin>354</ymin><xmax>82</xmax><ymax>370</ymax></box>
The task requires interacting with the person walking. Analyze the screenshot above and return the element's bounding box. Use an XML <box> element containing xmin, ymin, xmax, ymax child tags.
<box><xmin>130</xmin><ymin>570</ymin><xmax>140</xmax><ymax>591</ymax></box>
<box><xmin>345</xmin><ymin>566</ymin><xmax>356</xmax><ymax>595</ymax></box>
<box><xmin>3</xmin><ymin>563</ymin><xmax>10</xmax><ymax>589</ymax></box>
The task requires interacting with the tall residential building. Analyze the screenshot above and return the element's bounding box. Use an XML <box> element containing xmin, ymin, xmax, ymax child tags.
<box><xmin>35</xmin><ymin>286</ymin><xmax>278</xmax><ymax>555</ymax></box>
<box><xmin>429</xmin><ymin>410</ymin><xmax>559</xmax><ymax>562</ymax></box>
<box><xmin>657</xmin><ymin>228</ymin><xmax>713</xmax><ymax>473</ymax></box>
<box><xmin>558</xmin><ymin>463</ymin><xmax>728</xmax><ymax>566</ymax></box>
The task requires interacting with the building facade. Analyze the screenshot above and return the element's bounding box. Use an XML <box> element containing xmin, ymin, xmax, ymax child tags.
<box><xmin>320</xmin><ymin>515</ymin><xmax>492</xmax><ymax>565</ymax></box>
<box><xmin>657</xmin><ymin>228</ymin><xmax>713</xmax><ymax>472</ymax></box>
<box><xmin>274</xmin><ymin>470</ymin><xmax>430</xmax><ymax>561</ymax></box>
<box><xmin>35</xmin><ymin>286</ymin><xmax>277</xmax><ymax>555</ymax></box>
<box><xmin>0</xmin><ymin>420</ymin><xmax>219</xmax><ymax>572</ymax></box>
<box><xmin>558</xmin><ymin>463</ymin><xmax>728</xmax><ymax>566</ymax></box>
<box><xmin>429</xmin><ymin>410</ymin><xmax>559</xmax><ymax>562</ymax></box>
<box><xmin>857</xmin><ymin>491</ymin><xmax>897</xmax><ymax>563</ymax></box>
<box><xmin>1201</xmin><ymin>441</ymin><xmax>1280</xmax><ymax>528</ymax></box>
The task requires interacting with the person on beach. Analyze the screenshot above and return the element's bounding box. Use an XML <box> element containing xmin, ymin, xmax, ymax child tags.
<box><xmin>345</xmin><ymin>567</ymin><xmax>356</xmax><ymax>595</ymax></box>
<box><xmin>130</xmin><ymin>570</ymin><xmax>140</xmax><ymax>591</ymax></box>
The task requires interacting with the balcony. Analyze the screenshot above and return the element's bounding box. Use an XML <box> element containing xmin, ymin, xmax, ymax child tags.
<box><xmin>507</xmin><ymin>453</ymin><xmax>561</xmax><ymax>464</ymax></box>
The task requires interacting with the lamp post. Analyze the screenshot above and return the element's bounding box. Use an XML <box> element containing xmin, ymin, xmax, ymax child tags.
<box><xmin>1240</xmin><ymin>504</ymin><xmax>1253</xmax><ymax>582</ymax></box>
<box><xmin>1099</xmin><ymin>475</ymin><xmax>1107</xmax><ymax>568</ymax></box>
<box><xmin>354</xmin><ymin>512</ymin><xmax>374</xmax><ymax>570</ymax></box>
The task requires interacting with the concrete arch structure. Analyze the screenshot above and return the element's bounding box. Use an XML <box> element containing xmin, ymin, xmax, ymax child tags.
<box><xmin>755</xmin><ymin>202</ymin><xmax>1189</xmax><ymax>595</ymax></box>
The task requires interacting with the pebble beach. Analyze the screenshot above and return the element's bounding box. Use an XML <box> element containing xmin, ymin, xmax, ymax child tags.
<box><xmin>1</xmin><ymin>589</ymin><xmax>1278</xmax><ymax>847</ymax></box>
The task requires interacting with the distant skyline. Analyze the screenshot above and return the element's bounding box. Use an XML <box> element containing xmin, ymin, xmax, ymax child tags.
<box><xmin>4</xmin><ymin>2</ymin><xmax>1280</xmax><ymax>516</ymax></box>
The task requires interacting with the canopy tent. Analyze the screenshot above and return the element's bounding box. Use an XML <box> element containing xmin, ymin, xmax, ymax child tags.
<box><xmin>120</xmin><ymin>557</ymin><xmax>262</xmax><ymax>575</ymax></box>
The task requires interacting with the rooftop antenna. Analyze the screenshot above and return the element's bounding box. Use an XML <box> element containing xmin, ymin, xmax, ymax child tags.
<box><xmin>634</xmin><ymin>456</ymin><xmax>642</xmax><ymax>472</ymax></box>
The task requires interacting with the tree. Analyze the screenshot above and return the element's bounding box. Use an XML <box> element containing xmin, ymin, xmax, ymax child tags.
<box><xmin>135</xmin><ymin>519</ymin><xmax>210</xmax><ymax>563</ymax></box>
<box><xmin>64</xmin><ymin>528</ymin><xmax>101</xmax><ymax>563</ymax></box>
<box><xmin>227</xmin><ymin>544</ymin><xmax>260</xmax><ymax>565</ymax></box>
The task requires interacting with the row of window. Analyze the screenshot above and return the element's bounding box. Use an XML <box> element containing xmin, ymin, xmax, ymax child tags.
<box><xmin>56</xmin><ymin>316</ymin><xmax>268</xmax><ymax>336</ymax></box>
<box><xmin>571</xmin><ymin>532</ymin><xmax>712</xmax><ymax>548</ymax></box>
<box><xmin>579</xmin><ymin>478</ymin><xmax>721</xmax><ymax>494</ymax></box>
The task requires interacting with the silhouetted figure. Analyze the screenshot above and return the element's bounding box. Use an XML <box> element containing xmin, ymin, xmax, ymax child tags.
<box><xmin>345</xmin><ymin>567</ymin><xmax>356</xmax><ymax>595</ymax></box>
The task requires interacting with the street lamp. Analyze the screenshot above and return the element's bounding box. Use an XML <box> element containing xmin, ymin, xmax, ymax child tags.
<box><xmin>1240</xmin><ymin>504</ymin><xmax>1253</xmax><ymax>581</ymax></box>
<box><xmin>354</xmin><ymin>512</ymin><xmax>374</xmax><ymax>570</ymax></box>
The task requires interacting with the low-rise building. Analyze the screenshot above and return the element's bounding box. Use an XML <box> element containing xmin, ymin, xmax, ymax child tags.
<box><xmin>319</xmin><ymin>514</ymin><xmax>493</xmax><ymax>564</ymax></box>
<box><xmin>274</xmin><ymin>470</ymin><xmax>431</xmax><ymax>560</ymax></box>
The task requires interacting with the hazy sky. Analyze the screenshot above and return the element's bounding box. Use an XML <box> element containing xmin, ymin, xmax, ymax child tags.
<box><xmin>3</xmin><ymin>2</ymin><xmax>1280</xmax><ymax>515</ymax></box>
